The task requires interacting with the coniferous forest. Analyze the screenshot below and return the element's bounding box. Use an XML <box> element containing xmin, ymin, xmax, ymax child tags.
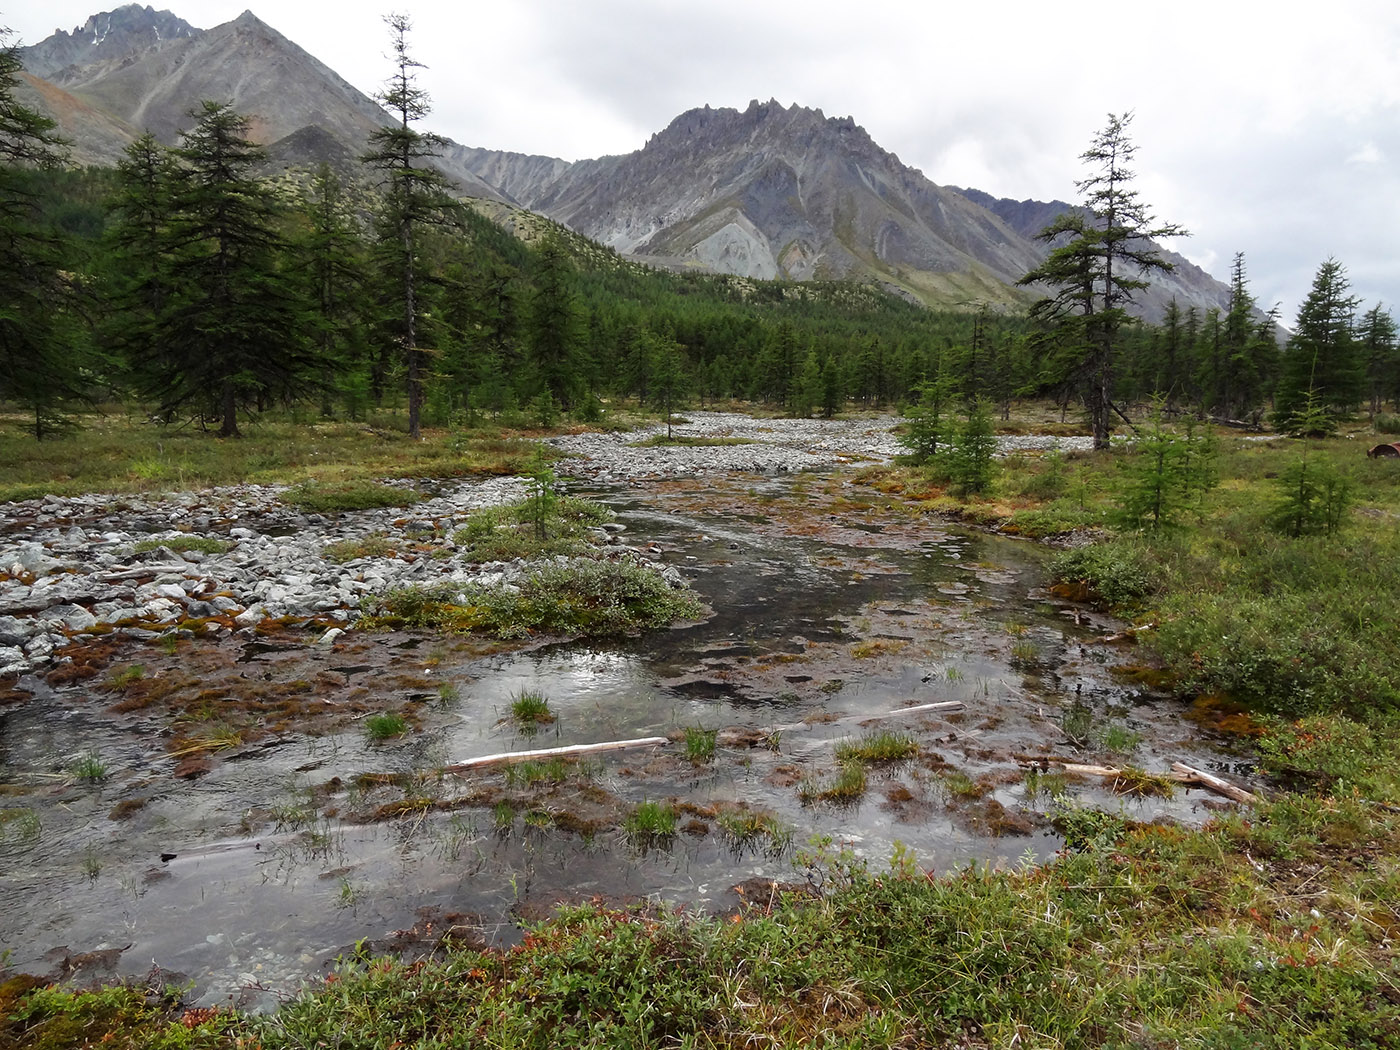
<box><xmin>2</xmin><ymin>26</ymin><xmax>1395</xmax><ymax>440</ymax></box>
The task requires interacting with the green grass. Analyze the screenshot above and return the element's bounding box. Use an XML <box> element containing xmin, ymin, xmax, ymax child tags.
<box><xmin>715</xmin><ymin>809</ymin><xmax>793</xmax><ymax>856</ymax></box>
<box><xmin>282</xmin><ymin>480</ymin><xmax>422</xmax><ymax>514</ymax></box>
<box><xmin>322</xmin><ymin>533</ymin><xmax>397</xmax><ymax>563</ymax></box>
<box><xmin>509</xmin><ymin>691</ymin><xmax>555</xmax><ymax>728</ymax></box>
<box><xmin>69</xmin><ymin>752</ymin><xmax>108</xmax><ymax>783</ymax></box>
<box><xmin>834</xmin><ymin>730</ymin><xmax>918</xmax><ymax>765</ymax></box>
<box><xmin>364</xmin><ymin>712</ymin><xmax>408</xmax><ymax>741</ymax></box>
<box><xmin>683</xmin><ymin>726</ymin><xmax>717</xmax><ymax>764</ymax></box>
<box><xmin>800</xmin><ymin>759</ymin><xmax>868</xmax><ymax>804</ymax></box>
<box><xmin>0</xmin><ymin>415</ymin><xmax>547</xmax><ymax>502</ymax></box>
<box><xmin>364</xmin><ymin>558</ymin><xmax>703</xmax><ymax>640</ymax></box>
<box><xmin>451</xmin><ymin>495</ymin><xmax>612</xmax><ymax>563</ymax></box>
<box><xmin>104</xmin><ymin>663</ymin><xmax>145</xmax><ymax>690</ymax></box>
<box><xmin>503</xmin><ymin>758</ymin><xmax>574</xmax><ymax>787</ymax></box>
<box><xmin>623</xmin><ymin>800</ymin><xmax>677</xmax><ymax>846</ymax></box>
<box><xmin>132</xmin><ymin>535</ymin><xmax>232</xmax><ymax>555</ymax></box>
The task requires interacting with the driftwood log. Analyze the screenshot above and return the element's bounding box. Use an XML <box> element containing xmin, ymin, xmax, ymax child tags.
<box><xmin>446</xmin><ymin>736</ymin><xmax>669</xmax><ymax>773</ymax></box>
<box><xmin>1015</xmin><ymin>755</ymin><xmax>1259</xmax><ymax>804</ymax></box>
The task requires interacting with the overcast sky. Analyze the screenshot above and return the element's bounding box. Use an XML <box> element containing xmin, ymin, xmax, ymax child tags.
<box><xmin>8</xmin><ymin>0</ymin><xmax>1400</xmax><ymax>320</ymax></box>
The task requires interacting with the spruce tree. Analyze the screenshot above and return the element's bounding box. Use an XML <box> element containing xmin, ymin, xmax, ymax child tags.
<box><xmin>361</xmin><ymin>14</ymin><xmax>458</xmax><ymax>438</ymax></box>
<box><xmin>150</xmin><ymin>102</ymin><xmax>312</xmax><ymax>436</ymax></box>
<box><xmin>1274</xmin><ymin>259</ymin><xmax>1362</xmax><ymax>434</ymax></box>
<box><xmin>0</xmin><ymin>27</ymin><xmax>84</xmax><ymax>436</ymax></box>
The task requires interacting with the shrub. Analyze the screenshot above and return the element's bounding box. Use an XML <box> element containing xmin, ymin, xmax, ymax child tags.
<box><xmin>945</xmin><ymin>398</ymin><xmax>998</xmax><ymax>495</ymax></box>
<box><xmin>1048</xmin><ymin>542</ymin><xmax>1154</xmax><ymax>609</ymax></box>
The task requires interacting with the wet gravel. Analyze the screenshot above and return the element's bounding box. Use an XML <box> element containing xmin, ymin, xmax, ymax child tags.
<box><xmin>0</xmin><ymin>415</ymin><xmax>1093</xmax><ymax>677</ymax></box>
<box><xmin>548</xmin><ymin>411</ymin><xmax>1093</xmax><ymax>481</ymax></box>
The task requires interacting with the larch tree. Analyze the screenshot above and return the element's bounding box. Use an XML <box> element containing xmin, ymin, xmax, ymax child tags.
<box><xmin>104</xmin><ymin>133</ymin><xmax>180</xmax><ymax>399</ymax></box>
<box><xmin>361</xmin><ymin>13</ymin><xmax>458</xmax><ymax>439</ymax></box>
<box><xmin>1019</xmin><ymin>113</ymin><xmax>1185</xmax><ymax>449</ymax></box>
<box><xmin>1358</xmin><ymin>302</ymin><xmax>1398</xmax><ymax>418</ymax></box>
<box><xmin>0</xmin><ymin>26</ymin><xmax>84</xmax><ymax>437</ymax></box>
<box><xmin>155</xmin><ymin>101</ymin><xmax>312</xmax><ymax>436</ymax></box>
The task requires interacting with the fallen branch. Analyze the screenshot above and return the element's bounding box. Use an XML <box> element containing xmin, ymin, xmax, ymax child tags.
<box><xmin>863</xmin><ymin>700</ymin><xmax>965</xmax><ymax>720</ymax></box>
<box><xmin>1103</xmin><ymin>622</ymin><xmax>1156</xmax><ymax>643</ymax></box>
<box><xmin>1171</xmin><ymin>762</ymin><xmax>1260</xmax><ymax>804</ymax></box>
<box><xmin>1015</xmin><ymin>756</ymin><xmax>1260</xmax><ymax>804</ymax></box>
<box><xmin>445</xmin><ymin>736</ymin><xmax>669</xmax><ymax>774</ymax></box>
<box><xmin>774</xmin><ymin>700</ymin><xmax>965</xmax><ymax>735</ymax></box>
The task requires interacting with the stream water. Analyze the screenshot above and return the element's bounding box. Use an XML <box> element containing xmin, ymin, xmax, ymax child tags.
<box><xmin>0</xmin><ymin>472</ymin><xmax>1239</xmax><ymax>1007</ymax></box>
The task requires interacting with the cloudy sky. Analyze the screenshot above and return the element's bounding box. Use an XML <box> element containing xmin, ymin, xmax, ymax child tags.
<box><xmin>9</xmin><ymin>0</ymin><xmax>1400</xmax><ymax>319</ymax></box>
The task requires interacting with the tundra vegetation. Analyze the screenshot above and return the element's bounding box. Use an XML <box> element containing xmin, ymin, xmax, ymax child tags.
<box><xmin>4</xmin><ymin>34</ymin><xmax>1400</xmax><ymax>1048</ymax></box>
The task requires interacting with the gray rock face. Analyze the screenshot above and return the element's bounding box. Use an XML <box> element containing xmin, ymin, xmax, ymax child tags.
<box><xmin>18</xmin><ymin>5</ymin><xmax>201</xmax><ymax>79</ymax></box>
<box><xmin>449</xmin><ymin>101</ymin><xmax>1235</xmax><ymax>319</ymax></box>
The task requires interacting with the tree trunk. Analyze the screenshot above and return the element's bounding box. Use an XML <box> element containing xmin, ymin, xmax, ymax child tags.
<box><xmin>219</xmin><ymin>378</ymin><xmax>239</xmax><ymax>438</ymax></box>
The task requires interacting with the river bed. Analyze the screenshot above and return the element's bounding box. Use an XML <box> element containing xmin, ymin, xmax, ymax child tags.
<box><xmin>0</xmin><ymin>468</ymin><xmax>1244</xmax><ymax>1008</ymax></box>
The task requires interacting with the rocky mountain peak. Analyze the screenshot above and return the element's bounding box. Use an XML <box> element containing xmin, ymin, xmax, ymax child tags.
<box><xmin>19</xmin><ymin>5</ymin><xmax>200</xmax><ymax>78</ymax></box>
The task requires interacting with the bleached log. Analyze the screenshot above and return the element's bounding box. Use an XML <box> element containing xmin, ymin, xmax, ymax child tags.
<box><xmin>1016</xmin><ymin>756</ymin><xmax>1258</xmax><ymax>803</ymax></box>
<box><xmin>446</xmin><ymin>736</ymin><xmax>669</xmax><ymax>773</ymax></box>
<box><xmin>1103</xmin><ymin>622</ymin><xmax>1156</xmax><ymax>643</ymax></box>
<box><xmin>1171</xmin><ymin>762</ymin><xmax>1260</xmax><ymax>804</ymax></box>
<box><xmin>1060</xmin><ymin>763</ymin><xmax>1129</xmax><ymax>777</ymax></box>
<box><xmin>864</xmin><ymin>701</ymin><xmax>965</xmax><ymax>720</ymax></box>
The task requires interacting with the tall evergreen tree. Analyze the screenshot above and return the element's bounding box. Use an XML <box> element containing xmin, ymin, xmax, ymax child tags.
<box><xmin>527</xmin><ymin>235</ymin><xmax>585</xmax><ymax>408</ymax></box>
<box><xmin>153</xmin><ymin>101</ymin><xmax>312</xmax><ymax>436</ymax></box>
<box><xmin>1358</xmin><ymin>302</ymin><xmax>1398</xmax><ymax>418</ymax></box>
<box><xmin>362</xmin><ymin>14</ymin><xmax>458</xmax><ymax>438</ymax></box>
<box><xmin>298</xmin><ymin>164</ymin><xmax>368</xmax><ymax>417</ymax></box>
<box><xmin>104</xmin><ymin>133</ymin><xmax>180</xmax><ymax>401</ymax></box>
<box><xmin>1019</xmin><ymin>113</ymin><xmax>1185</xmax><ymax>449</ymax></box>
<box><xmin>1207</xmin><ymin>252</ymin><xmax>1277</xmax><ymax>420</ymax></box>
<box><xmin>1274</xmin><ymin>258</ymin><xmax>1362</xmax><ymax>433</ymax></box>
<box><xmin>0</xmin><ymin>27</ymin><xmax>84</xmax><ymax>436</ymax></box>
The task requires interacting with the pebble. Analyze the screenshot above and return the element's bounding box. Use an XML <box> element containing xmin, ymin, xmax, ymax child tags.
<box><xmin>0</xmin><ymin>414</ymin><xmax>1091</xmax><ymax>676</ymax></box>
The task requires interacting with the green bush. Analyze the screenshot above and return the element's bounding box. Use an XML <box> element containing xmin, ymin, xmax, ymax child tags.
<box><xmin>1048</xmin><ymin>541</ymin><xmax>1155</xmax><ymax>608</ymax></box>
<box><xmin>367</xmin><ymin>558</ymin><xmax>702</xmax><ymax>639</ymax></box>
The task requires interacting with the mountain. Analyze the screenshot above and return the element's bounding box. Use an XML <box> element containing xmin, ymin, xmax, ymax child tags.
<box><xmin>952</xmin><ymin>186</ymin><xmax>1236</xmax><ymax>321</ymax></box>
<box><xmin>16</xmin><ymin>6</ymin><xmax>505</xmax><ymax>199</ymax></box>
<box><xmin>447</xmin><ymin>101</ymin><xmax>1234</xmax><ymax>317</ymax></box>
<box><xmin>449</xmin><ymin>101</ymin><xmax>1046</xmax><ymax>309</ymax></box>
<box><xmin>15</xmin><ymin>7</ymin><xmax>1233</xmax><ymax>316</ymax></box>
<box><xmin>17</xmin><ymin>4</ymin><xmax>199</xmax><ymax>79</ymax></box>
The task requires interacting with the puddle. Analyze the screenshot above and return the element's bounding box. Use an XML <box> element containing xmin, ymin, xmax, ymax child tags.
<box><xmin>0</xmin><ymin>473</ymin><xmax>1242</xmax><ymax>1005</ymax></box>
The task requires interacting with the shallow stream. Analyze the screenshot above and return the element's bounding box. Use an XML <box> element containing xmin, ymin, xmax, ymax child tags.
<box><xmin>0</xmin><ymin>472</ymin><xmax>1240</xmax><ymax>1007</ymax></box>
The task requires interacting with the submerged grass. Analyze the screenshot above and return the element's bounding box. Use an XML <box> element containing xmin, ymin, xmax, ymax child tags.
<box><xmin>7</xmin><ymin>793</ymin><xmax>1397</xmax><ymax>1049</ymax></box>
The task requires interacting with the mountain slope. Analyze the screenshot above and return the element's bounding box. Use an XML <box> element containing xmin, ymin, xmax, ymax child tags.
<box><xmin>452</xmin><ymin>101</ymin><xmax>1046</xmax><ymax>309</ymax></box>
<box><xmin>449</xmin><ymin>100</ymin><xmax>1233</xmax><ymax>316</ymax></box>
<box><xmin>17</xmin><ymin>4</ymin><xmax>199</xmax><ymax>78</ymax></box>
<box><xmin>17</xmin><ymin>7</ymin><xmax>1232</xmax><ymax>316</ymax></box>
<box><xmin>17</xmin><ymin>7</ymin><xmax>506</xmax><ymax>199</ymax></box>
